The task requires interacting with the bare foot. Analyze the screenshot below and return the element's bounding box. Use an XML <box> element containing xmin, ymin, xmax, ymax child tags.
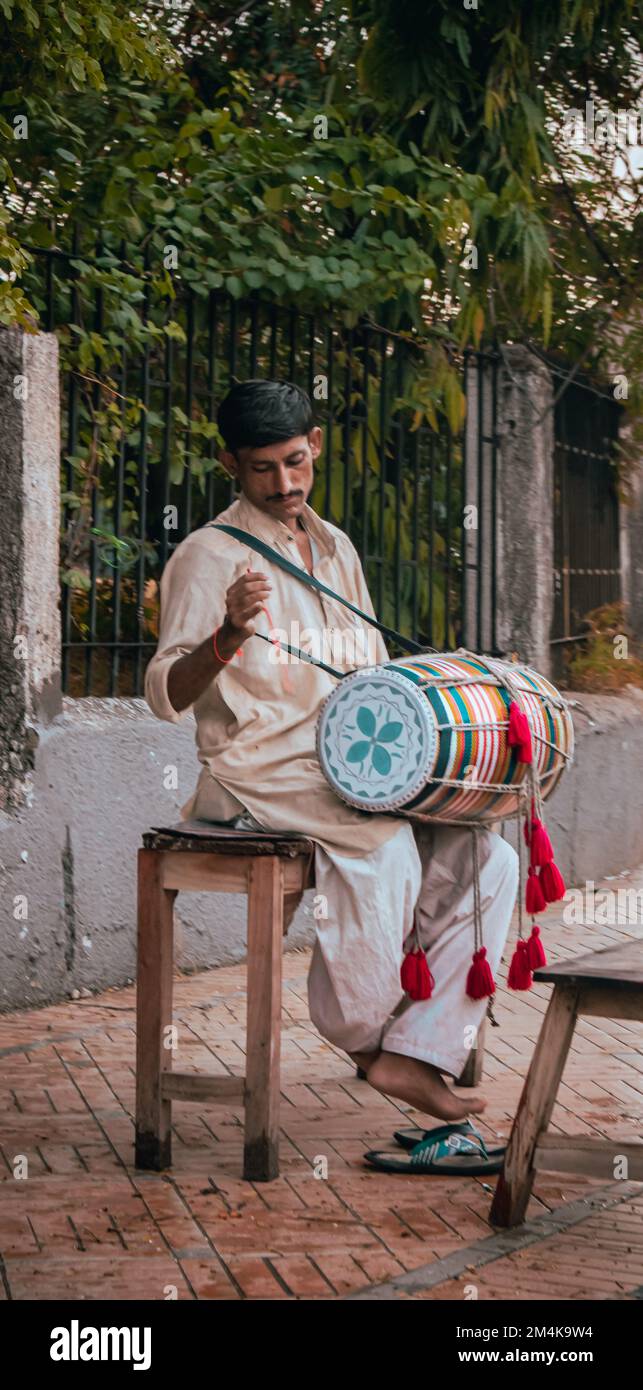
<box><xmin>367</xmin><ymin>1050</ymin><xmax>486</xmax><ymax>1121</ymax></box>
<box><xmin>348</xmin><ymin>1049</ymin><xmax>380</xmax><ymax>1076</ymax></box>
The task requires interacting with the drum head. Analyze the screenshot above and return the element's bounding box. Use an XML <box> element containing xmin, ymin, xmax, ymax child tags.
<box><xmin>316</xmin><ymin>667</ymin><xmax>438</xmax><ymax>812</ymax></box>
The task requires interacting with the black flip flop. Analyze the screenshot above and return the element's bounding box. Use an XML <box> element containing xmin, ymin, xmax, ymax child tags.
<box><xmin>364</xmin><ymin>1121</ymin><xmax>505</xmax><ymax>1175</ymax></box>
<box><xmin>393</xmin><ymin>1119</ymin><xmax>506</xmax><ymax>1161</ymax></box>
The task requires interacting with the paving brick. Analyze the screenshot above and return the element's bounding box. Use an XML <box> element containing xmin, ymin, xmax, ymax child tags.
<box><xmin>5</xmin><ymin>1256</ymin><xmax>192</xmax><ymax>1300</ymax></box>
<box><xmin>223</xmin><ymin>1256</ymin><xmax>292</xmax><ymax>1299</ymax></box>
<box><xmin>1</xmin><ymin>878</ymin><xmax>642</xmax><ymax>1299</ymax></box>
<box><xmin>268</xmin><ymin>1254</ymin><xmax>335</xmax><ymax>1297</ymax></box>
<box><xmin>308</xmin><ymin>1252</ymin><xmax>375</xmax><ymax>1295</ymax></box>
<box><xmin>177</xmin><ymin>1255</ymin><xmax>239</xmax><ymax>1299</ymax></box>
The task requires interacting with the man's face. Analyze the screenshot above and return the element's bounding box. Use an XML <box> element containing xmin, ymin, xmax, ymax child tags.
<box><xmin>221</xmin><ymin>428</ymin><xmax>322</xmax><ymax>524</ymax></box>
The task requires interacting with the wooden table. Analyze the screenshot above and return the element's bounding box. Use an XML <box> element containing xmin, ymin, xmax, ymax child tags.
<box><xmin>490</xmin><ymin>938</ymin><xmax>643</xmax><ymax>1227</ymax></box>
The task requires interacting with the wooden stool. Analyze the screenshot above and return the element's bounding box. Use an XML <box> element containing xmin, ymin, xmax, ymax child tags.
<box><xmin>134</xmin><ymin>822</ymin><xmax>314</xmax><ymax>1182</ymax></box>
<box><xmin>491</xmin><ymin>940</ymin><xmax>643</xmax><ymax>1228</ymax></box>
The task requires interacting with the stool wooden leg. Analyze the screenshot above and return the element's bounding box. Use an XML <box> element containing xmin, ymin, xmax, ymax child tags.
<box><xmin>490</xmin><ymin>983</ymin><xmax>579</xmax><ymax>1228</ymax></box>
<box><xmin>455</xmin><ymin>1017</ymin><xmax>487</xmax><ymax>1088</ymax></box>
<box><xmin>244</xmin><ymin>856</ymin><xmax>283</xmax><ymax>1181</ymax></box>
<box><xmin>135</xmin><ymin>849</ymin><xmax>175</xmax><ymax>1171</ymax></box>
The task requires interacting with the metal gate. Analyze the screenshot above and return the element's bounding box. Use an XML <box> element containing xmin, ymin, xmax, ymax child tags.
<box><xmin>552</xmin><ymin>371</ymin><xmax>622</xmax><ymax>675</ymax></box>
<box><xmin>28</xmin><ymin>238</ymin><xmax>499</xmax><ymax>696</ymax></box>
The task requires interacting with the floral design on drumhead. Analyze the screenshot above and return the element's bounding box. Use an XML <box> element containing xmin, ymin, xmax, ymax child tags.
<box><xmin>316</xmin><ymin>670</ymin><xmax>437</xmax><ymax>810</ymax></box>
<box><xmin>345</xmin><ymin>707</ymin><xmax>403</xmax><ymax>775</ymax></box>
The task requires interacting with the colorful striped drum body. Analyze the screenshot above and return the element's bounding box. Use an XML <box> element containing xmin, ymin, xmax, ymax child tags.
<box><xmin>316</xmin><ymin>652</ymin><xmax>574</xmax><ymax>823</ymax></box>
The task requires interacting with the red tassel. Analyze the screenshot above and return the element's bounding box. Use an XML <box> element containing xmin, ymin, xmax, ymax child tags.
<box><xmin>529</xmin><ymin>817</ymin><xmax>554</xmax><ymax>867</ymax></box>
<box><xmin>539</xmin><ymin>859</ymin><xmax>566</xmax><ymax>903</ymax></box>
<box><xmin>507</xmin><ymin>939</ymin><xmax>533</xmax><ymax>991</ymax></box>
<box><xmin>527</xmin><ymin>923</ymin><xmax>547</xmax><ymax>969</ymax></box>
<box><xmin>526</xmin><ymin>865</ymin><xmax>547</xmax><ymax>914</ymax></box>
<box><xmin>507</xmin><ymin>701</ymin><xmax>530</xmax><ymax>746</ymax></box>
<box><xmin>518</xmin><ymin>731</ymin><xmax>533</xmax><ymax>763</ymax></box>
<box><xmin>507</xmin><ymin>702</ymin><xmax>533</xmax><ymax>763</ymax></box>
<box><xmin>466</xmin><ymin>946</ymin><xmax>495</xmax><ymax>1000</ymax></box>
<box><xmin>400</xmin><ymin>948</ymin><xmax>434</xmax><ymax>1001</ymax></box>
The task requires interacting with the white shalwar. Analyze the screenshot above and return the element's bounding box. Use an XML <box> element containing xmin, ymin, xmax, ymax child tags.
<box><xmin>309</xmin><ymin>821</ymin><xmax>518</xmax><ymax>1079</ymax></box>
<box><xmin>145</xmin><ymin>493</ymin><xmax>519</xmax><ymax>1078</ymax></box>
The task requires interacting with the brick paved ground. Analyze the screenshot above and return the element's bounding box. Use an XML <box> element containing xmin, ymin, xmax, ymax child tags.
<box><xmin>1</xmin><ymin>866</ymin><xmax>642</xmax><ymax>1301</ymax></box>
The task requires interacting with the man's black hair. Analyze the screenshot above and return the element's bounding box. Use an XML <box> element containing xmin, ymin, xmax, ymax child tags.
<box><xmin>217</xmin><ymin>378</ymin><xmax>315</xmax><ymax>453</ymax></box>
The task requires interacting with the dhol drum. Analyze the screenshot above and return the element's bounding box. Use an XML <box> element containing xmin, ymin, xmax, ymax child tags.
<box><xmin>316</xmin><ymin>650</ymin><xmax>574</xmax><ymax>824</ymax></box>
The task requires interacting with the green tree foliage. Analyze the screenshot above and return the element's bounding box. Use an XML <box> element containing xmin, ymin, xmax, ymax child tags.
<box><xmin>355</xmin><ymin>0</ymin><xmax>642</xmax><ymax>396</ymax></box>
<box><xmin>0</xmin><ymin>0</ymin><xmax>174</xmax><ymax>320</ymax></box>
<box><xmin>3</xmin><ymin>2</ymin><xmax>641</xmax><ymax>371</ymax></box>
<box><xmin>1</xmin><ymin>1</ymin><xmax>641</xmax><ymax>674</ymax></box>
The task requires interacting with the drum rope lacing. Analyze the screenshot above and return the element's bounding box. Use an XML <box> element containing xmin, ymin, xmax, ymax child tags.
<box><xmin>399</xmin><ymin>648</ymin><xmax>574</xmax><ymax>991</ymax></box>
<box><xmin>399</xmin><ymin>646</ymin><xmax>573</xmax><ymax>817</ymax></box>
<box><xmin>412</xmin><ymin>671</ymin><xmax>570</xmax><ymax>712</ymax></box>
<box><xmin>431</xmin><ymin>723</ymin><xmax>570</xmax><ymax>759</ymax></box>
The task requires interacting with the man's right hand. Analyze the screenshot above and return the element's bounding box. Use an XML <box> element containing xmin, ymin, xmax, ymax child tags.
<box><xmin>167</xmin><ymin>569</ymin><xmax>273</xmax><ymax>714</ymax></box>
<box><xmin>222</xmin><ymin>569</ymin><xmax>273</xmax><ymax>644</ymax></box>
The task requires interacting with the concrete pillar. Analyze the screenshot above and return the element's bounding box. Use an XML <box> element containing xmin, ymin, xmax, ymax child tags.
<box><xmin>463</xmin><ymin>346</ymin><xmax>554</xmax><ymax>676</ymax></box>
<box><xmin>621</xmin><ymin>455</ymin><xmax>643</xmax><ymax>647</ymax></box>
<box><xmin>0</xmin><ymin>328</ymin><xmax>61</xmax><ymax>813</ymax></box>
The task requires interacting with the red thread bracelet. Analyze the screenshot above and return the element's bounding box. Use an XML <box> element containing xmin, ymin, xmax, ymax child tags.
<box><xmin>213</xmin><ymin>626</ymin><xmax>241</xmax><ymax>663</ymax></box>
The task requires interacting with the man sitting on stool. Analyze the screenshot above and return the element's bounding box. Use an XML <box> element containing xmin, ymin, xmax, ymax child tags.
<box><xmin>145</xmin><ymin>379</ymin><xmax>518</xmax><ymax>1121</ymax></box>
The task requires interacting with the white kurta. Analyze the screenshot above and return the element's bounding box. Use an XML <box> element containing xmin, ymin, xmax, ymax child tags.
<box><xmin>144</xmin><ymin>492</ymin><xmax>405</xmax><ymax>857</ymax></box>
<box><xmin>145</xmin><ymin>493</ymin><xmax>519</xmax><ymax>1072</ymax></box>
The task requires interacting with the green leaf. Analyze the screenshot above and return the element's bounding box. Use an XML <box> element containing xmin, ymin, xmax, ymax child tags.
<box><xmin>263</xmin><ymin>186</ymin><xmax>287</xmax><ymax>212</ymax></box>
<box><xmin>68</xmin><ymin>55</ymin><xmax>86</xmax><ymax>86</ymax></box>
<box><xmin>61</xmin><ymin>568</ymin><xmax>91</xmax><ymax>591</ymax></box>
<box><xmin>372</xmin><ymin>745</ymin><xmax>392</xmax><ymax>775</ymax></box>
<box><xmin>542</xmin><ymin>281</ymin><xmax>552</xmax><ymax>347</ymax></box>
<box><xmin>356</xmin><ymin>707</ymin><xmax>376</xmax><ymax>736</ymax></box>
<box><xmin>405</xmin><ymin>94</ymin><xmax>431</xmax><ymax>119</ymax></box>
<box><xmin>346</xmin><ymin>740</ymin><xmax>371</xmax><ymax>763</ymax></box>
<box><xmin>164</xmin><ymin>321</ymin><xmax>187</xmax><ymax>343</ymax></box>
<box><xmin>377</xmin><ymin>721</ymin><xmax>403</xmax><ymax>743</ymax></box>
<box><xmin>63</xmin><ymin>9</ymin><xmax>83</xmax><ymax>37</ymax></box>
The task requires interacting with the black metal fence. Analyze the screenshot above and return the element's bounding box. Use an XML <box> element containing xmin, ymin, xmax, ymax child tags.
<box><xmin>28</xmin><ymin>237</ymin><xmax>500</xmax><ymax>697</ymax></box>
<box><xmin>31</xmin><ymin>237</ymin><xmax>622</xmax><ymax>696</ymax></box>
<box><xmin>552</xmin><ymin>369</ymin><xmax>622</xmax><ymax>674</ymax></box>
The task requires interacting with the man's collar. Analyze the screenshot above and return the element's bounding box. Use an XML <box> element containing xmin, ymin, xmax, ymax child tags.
<box><xmin>233</xmin><ymin>492</ymin><xmax>336</xmax><ymax>558</ymax></box>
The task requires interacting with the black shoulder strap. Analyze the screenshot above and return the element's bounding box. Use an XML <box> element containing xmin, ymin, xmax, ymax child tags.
<box><xmin>206</xmin><ymin>521</ymin><xmax>428</xmax><ymax>655</ymax></box>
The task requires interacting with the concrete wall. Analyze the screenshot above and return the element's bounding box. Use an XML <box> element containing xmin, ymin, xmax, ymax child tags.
<box><xmin>2</xmin><ymin>689</ymin><xmax>643</xmax><ymax>1013</ymax></box>
<box><xmin>0</xmin><ymin>697</ymin><xmax>318</xmax><ymax>1013</ymax></box>
<box><xmin>501</xmin><ymin>686</ymin><xmax>643</xmax><ymax>884</ymax></box>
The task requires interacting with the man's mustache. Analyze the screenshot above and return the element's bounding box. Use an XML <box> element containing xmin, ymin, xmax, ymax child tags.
<box><xmin>267</xmin><ymin>490</ymin><xmax>304</xmax><ymax>502</ymax></box>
